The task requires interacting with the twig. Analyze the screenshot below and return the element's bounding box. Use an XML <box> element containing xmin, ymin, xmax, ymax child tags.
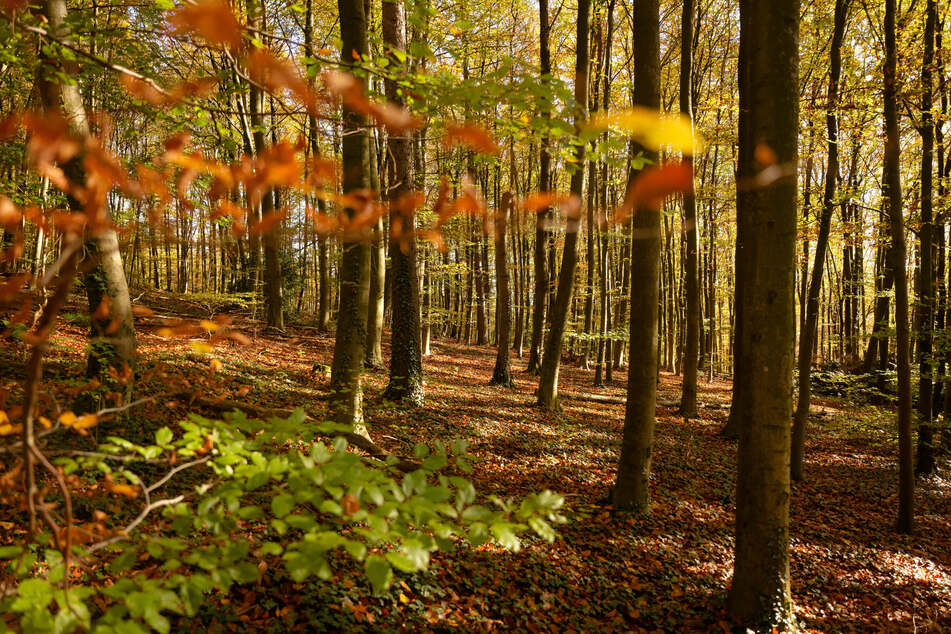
<box><xmin>87</xmin><ymin>496</ymin><xmax>185</xmax><ymax>554</ymax></box>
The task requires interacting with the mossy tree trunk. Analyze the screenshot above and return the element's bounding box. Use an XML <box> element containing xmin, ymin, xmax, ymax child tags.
<box><xmin>38</xmin><ymin>0</ymin><xmax>136</xmax><ymax>404</ymax></box>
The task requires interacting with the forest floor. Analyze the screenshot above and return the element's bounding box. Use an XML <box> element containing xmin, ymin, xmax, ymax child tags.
<box><xmin>3</xmin><ymin>290</ymin><xmax>951</xmax><ymax>632</ymax></box>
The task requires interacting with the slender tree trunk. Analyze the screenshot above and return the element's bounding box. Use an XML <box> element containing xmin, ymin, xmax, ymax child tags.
<box><xmin>611</xmin><ymin>0</ymin><xmax>660</xmax><ymax>512</ymax></box>
<box><xmin>38</xmin><ymin>0</ymin><xmax>136</xmax><ymax>402</ymax></box>
<box><xmin>884</xmin><ymin>0</ymin><xmax>915</xmax><ymax>534</ymax></box>
<box><xmin>366</xmin><ymin>130</ymin><xmax>386</xmax><ymax>368</ymax></box>
<box><xmin>537</xmin><ymin>0</ymin><xmax>591</xmax><ymax>410</ymax></box>
<box><xmin>679</xmin><ymin>0</ymin><xmax>700</xmax><ymax>417</ymax></box>
<box><xmin>726</xmin><ymin>0</ymin><xmax>798</xmax><ymax>627</ymax></box>
<box><xmin>916</xmin><ymin>0</ymin><xmax>938</xmax><ymax>477</ymax></box>
<box><xmin>491</xmin><ymin>192</ymin><xmax>514</xmax><ymax>386</ymax></box>
<box><xmin>791</xmin><ymin>0</ymin><xmax>849</xmax><ymax>481</ymax></box>
<box><xmin>527</xmin><ymin>0</ymin><xmax>552</xmax><ymax>375</ymax></box>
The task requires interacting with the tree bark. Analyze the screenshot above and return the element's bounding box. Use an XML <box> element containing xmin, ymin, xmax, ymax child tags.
<box><xmin>611</xmin><ymin>0</ymin><xmax>660</xmax><ymax>513</ymax></box>
<box><xmin>527</xmin><ymin>0</ymin><xmax>552</xmax><ymax>375</ymax></box>
<box><xmin>791</xmin><ymin>0</ymin><xmax>848</xmax><ymax>482</ymax></box>
<box><xmin>330</xmin><ymin>0</ymin><xmax>372</xmax><ymax>434</ymax></box>
<box><xmin>536</xmin><ymin>0</ymin><xmax>591</xmax><ymax>410</ymax></box>
<box><xmin>491</xmin><ymin>192</ymin><xmax>514</xmax><ymax>387</ymax></box>
<box><xmin>382</xmin><ymin>0</ymin><xmax>424</xmax><ymax>404</ymax></box>
<box><xmin>38</xmin><ymin>0</ymin><xmax>137</xmax><ymax>403</ymax></box>
<box><xmin>884</xmin><ymin>0</ymin><xmax>915</xmax><ymax>534</ymax></box>
<box><xmin>366</xmin><ymin>130</ymin><xmax>386</xmax><ymax>368</ymax></box>
<box><xmin>726</xmin><ymin>0</ymin><xmax>798</xmax><ymax>627</ymax></box>
<box><xmin>678</xmin><ymin>0</ymin><xmax>700</xmax><ymax>418</ymax></box>
<box><xmin>916</xmin><ymin>0</ymin><xmax>938</xmax><ymax>477</ymax></box>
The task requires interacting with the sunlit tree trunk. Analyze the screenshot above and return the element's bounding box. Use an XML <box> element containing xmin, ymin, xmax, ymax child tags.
<box><xmin>366</xmin><ymin>130</ymin><xmax>386</xmax><ymax>368</ymax></box>
<box><xmin>537</xmin><ymin>0</ymin><xmax>590</xmax><ymax>410</ymax></box>
<box><xmin>37</xmin><ymin>0</ymin><xmax>136</xmax><ymax>403</ymax></box>
<box><xmin>791</xmin><ymin>0</ymin><xmax>848</xmax><ymax>482</ymax></box>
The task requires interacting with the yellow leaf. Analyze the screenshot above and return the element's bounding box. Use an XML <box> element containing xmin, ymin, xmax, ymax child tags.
<box><xmin>210</xmin><ymin>358</ymin><xmax>223</xmax><ymax>373</ymax></box>
<box><xmin>199</xmin><ymin>320</ymin><xmax>219</xmax><ymax>332</ymax></box>
<box><xmin>0</xmin><ymin>423</ymin><xmax>22</xmax><ymax>436</ymax></box>
<box><xmin>110</xmin><ymin>483</ymin><xmax>139</xmax><ymax>499</ymax></box>
<box><xmin>0</xmin><ymin>410</ymin><xmax>7</xmax><ymax>424</ymax></box>
<box><xmin>59</xmin><ymin>411</ymin><xmax>77</xmax><ymax>427</ymax></box>
<box><xmin>191</xmin><ymin>341</ymin><xmax>213</xmax><ymax>354</ymax></box>
<box><xmin>587</xmin><ymin>107</ymin><xmax>702</xmax><ymax>155</ymax></box>
<box><xmin>73</xmin><ymin>414</ymin><xmax>99</xmax><ymax>430</ymax></box>
<box><xmin>399</xmin><ymin>593</ymin><xmax>409</xmax><ymax>604</ymax></box>
<box><xmin>38</xmin><ymin>416</ymin><xmax>51</xmax><ymax>429</ymax></box>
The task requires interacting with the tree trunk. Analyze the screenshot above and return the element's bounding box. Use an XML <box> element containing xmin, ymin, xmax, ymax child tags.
<box><xmin>611</xmin><ymin>0</ymin><xmax>660</xmax><ymax>512</ymax></box>
<box><xmin>491</xmin><ymin>192</ymin><xmax>514</xmax><ymax>387</ymax></box>
<box><xmin>330</xmin><ymin>0</ymin><xmax>372</xmax><ymax>434</ymax></box>
<box><xmin>38</xmin><ymin>0</ymin><xmax>136</xmax><ymax>403</ymax></box>
<box><xmin>536</xmin><ymin>0</ymin><xmax>591</xmax><ymax>410</ymax></box>
<box><xmin>884</xmin><ymin>0</ymin><xmax>915</xmax><ymax>534</ymax></box>
<box><xmin>679</xmin><ymin>0</ymin><xmax>700</xmax><ymax>418</ymax></box>
<box><xmin>382</xmin><ymin>0</ymin><xmax>424</xmax><ymax>404</ymax></box>
<box><xmin>791</xmin><ymin>0</ymin><xmax>848</xmax><ymax>482</ymax></box>
<box><xmin>916</xmin><ymin>0</ymin><xmax>937</xmax><ymax>477</ymax></box>
<box><xmin>726</xmin><ymin>0</ymin><xmax>798</xmax><ymax>627</ymax></box>
<box><xmin>527</xmin><ymin>0</ymin><xmax>552</xmax><ymax>375</ymax></box>
<box><xmin>366</xmin><ymin>130</ymin><xmax>386</xmax><ymax>368</ymax></box>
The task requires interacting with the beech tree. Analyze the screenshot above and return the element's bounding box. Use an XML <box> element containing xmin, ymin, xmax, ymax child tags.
<box><xmin>611</xmin><ymin>0</ymin><xmax>660</xmax><ymax>513</ymax></box>
<box><xmin>727</xmin><ymin>0</ymin><xmax>799</xmax><ymax>627</ymax></box>
<box><xmin>329</xmin><ymin>0</ymin><xmax>372</xmax><ymax>433</ymax></box>
<box><xmin>537</xmin><ymin>0</ymin><xmax>591</xmax><ymax>410</ymax></box>
<box><xmin>382</xmin><ymin>0</ymin><xmax>424</xmax><ymax>404</ymax></box>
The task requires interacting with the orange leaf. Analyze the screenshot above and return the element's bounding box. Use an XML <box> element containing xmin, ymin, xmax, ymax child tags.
<box><xmin>444</xmin><ymin>123</ymin><xmax>499</xmax><ymax>155</ymax></box>
<box><xmin>616</xmin><ymin>162</ymin><xmax>694</xmax><ymax>220</ymax></box>
<box><xmin>93</xmin><ymin>295</ymin><xmax>112</xmax><ymax>321</ymax></box>
<box><xmin>169</xmin><ymin>0</ymin><xmax>243</xmax><ymax>50</ymax></box>
<box><xmin>341</xmin><ymin>494</ymin><xmax>360</xmax><ymax>516</ymax></box>
<box><xmin>520</xmin><ymin>192</ymin><xmax>557</xmax><ymax>214</ymax></box>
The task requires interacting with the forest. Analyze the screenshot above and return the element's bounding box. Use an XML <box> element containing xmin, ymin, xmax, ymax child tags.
<box><xmin>0</xmin><ymin>0</ymin><xmax>949</xmax><ymax>630</ymax></box>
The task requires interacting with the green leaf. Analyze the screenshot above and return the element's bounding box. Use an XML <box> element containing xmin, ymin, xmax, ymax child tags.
<box><xmin>365</xmin><ymin>554</ymin><xmax>393</xmax><ymax>594</ymax></box>
<box><xmin>15</xmin><ymin>578</ymin><xmax>53</xmax><ymax>609</ymax></box>
<box><xmin>491</xmin><ymin>522</ymin><xmax>522</xmax><ymax>552</ymax></box>
<box><xmin>271</xmin><ymin>493</ymin><xmax>295</xmax><ymax>518</ymax></box>
<box><xmin>0</xmin><ymin>545</ymin><xmax>23</xmax><ymax>559</ymax></box>
<box><xmin>155</xmin><ymin>426</ymin><xmax>173</xmax><ymax>446</ymax></box>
